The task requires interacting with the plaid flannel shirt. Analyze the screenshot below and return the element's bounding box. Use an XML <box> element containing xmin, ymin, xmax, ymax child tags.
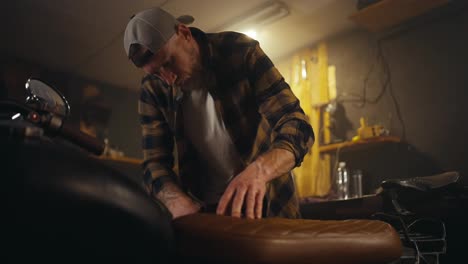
<box><xmin>138</xmin><ymin>28</ymin><xmax>314</xmax><ymax>218</ymax></box>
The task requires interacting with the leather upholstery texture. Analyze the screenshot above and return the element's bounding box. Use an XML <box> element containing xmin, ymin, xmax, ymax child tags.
<box><xmin>173</xmin><ymin>213</ymin><xmax>402</xmax><ymax>264</ymax></box>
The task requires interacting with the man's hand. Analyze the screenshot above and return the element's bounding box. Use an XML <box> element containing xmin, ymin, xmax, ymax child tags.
<box><xmin>216</xmin><ymin>161</ymin><xmax>267</xmax><ymax>219</ymax></box>
<box><xmin>156</xmin><ymin>182</ymin><xmax>201</xmax><ymax>219</ymax></box>
<box><xmin>216</xmin><ymin>148</ymin><xmax>296</xmax><ymax>219</ymax></box>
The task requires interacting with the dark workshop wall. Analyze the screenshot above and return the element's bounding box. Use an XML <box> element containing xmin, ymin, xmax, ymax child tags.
<box><xmin>66</xmin><ymin>76</ymin><xmax>142</xmax><ymax>159</ymax></box>
<box><xmin>100</xmin><ymin>83</ymin><xmax>141</xmax><ymax>158</ymax></box>
<box><xmin>327</xmin><ymin>4</ymin><xmax>468</xmax><ymax>182</ymax></box>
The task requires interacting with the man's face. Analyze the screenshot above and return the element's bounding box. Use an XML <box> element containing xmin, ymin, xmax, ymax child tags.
<box><xmin>142</xmin><ymin>28</ymin><xmax>199</xmax><ymax>86</ymax></box>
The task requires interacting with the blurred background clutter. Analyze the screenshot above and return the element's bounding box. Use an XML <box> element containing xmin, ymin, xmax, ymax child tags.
<box><xmin>1</xmin><ymin>0</ymin><xmax>467</xmax><ymax>206</ymax></box>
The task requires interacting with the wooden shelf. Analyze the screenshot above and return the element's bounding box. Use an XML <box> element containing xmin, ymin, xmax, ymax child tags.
<box><xmin>97</xmin><ymin>156</ymin><xmax>143</xmax><ymax>165</ymax></box>
<box><xmin>349</xmin><ymin>0</ymin><xmax>449</xmax><ymax>32</ymax></box>
<box><xmin>319</xmin><ymin>136</ymin><xmax>401</xmax><ymax>154</ymax></box>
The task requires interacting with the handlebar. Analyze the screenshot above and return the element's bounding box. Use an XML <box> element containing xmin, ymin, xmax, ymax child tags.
<box><xmin>0</xmin><ymin>100</ymin><xmax>35</xmax><ymax>115</ymax></box>
<box><xmin>60</xmin><ymin>122</ymin><xmax>104</xmax><ymax>155</ymax></box>
<box><xmin>1</xmin><ymin>100</ymin><xmax>104</xmax><ymax>155</ymax></box>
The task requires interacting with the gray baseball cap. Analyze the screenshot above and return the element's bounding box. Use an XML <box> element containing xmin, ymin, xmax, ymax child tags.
<box><xmin>123</xmin><ymin>7</ymin><xmax>194</xmax><ymax>57</ymax></box>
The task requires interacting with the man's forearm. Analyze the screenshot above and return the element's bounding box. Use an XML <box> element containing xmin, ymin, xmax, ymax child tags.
<box><xmin>156</xmin><ymin>181</ymin><xmax>185</xmax><ymax>206</ymax></box>
<box><xmin>156</xmin><ymin>181</ymin><xmax>201</xmax><ymax>219</ymax></box>
<box><xmin>255</xmin><ymin>148</ymin><xmax>296</xmax><ymax>182</ymax></box>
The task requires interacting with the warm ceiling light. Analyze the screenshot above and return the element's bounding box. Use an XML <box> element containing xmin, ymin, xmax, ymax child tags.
<box><xmin>243</xmin><ymin>29</ymin><xmax>258</xmax><ymax>39</ymax></box>
<box><xmin>219</xmin><ymin>0</ymin><xmax>290</xmax><ymax>33</ymax></box>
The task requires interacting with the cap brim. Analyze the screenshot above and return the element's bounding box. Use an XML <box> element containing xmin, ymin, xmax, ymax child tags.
<box><xmin>176</xmin><ymin>15</ymin><xmax>194</xmax><ymax>25</ymax></box>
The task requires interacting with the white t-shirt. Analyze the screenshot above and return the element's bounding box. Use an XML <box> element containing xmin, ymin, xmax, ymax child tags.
<box><xmin>182</xmin><ymin>81</ymin><xmax>242</xmax><ymax>204</ymax></box>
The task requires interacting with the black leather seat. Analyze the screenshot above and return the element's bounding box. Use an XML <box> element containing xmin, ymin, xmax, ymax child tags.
<box><xmin>3</xmin><ymin>137</ymin><xmax>174</xmax><ymax>263</ymax></box>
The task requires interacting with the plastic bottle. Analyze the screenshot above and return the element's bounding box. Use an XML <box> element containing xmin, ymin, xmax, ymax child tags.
<box><xmin>336</xmin><ymin>162</ymin><xmax>349</xmax><ymax>200</ymax></box>
<box><xmin>351</xmin><ymin>169</ymin><xmax>363</xmax><ymax>198</ymax></box>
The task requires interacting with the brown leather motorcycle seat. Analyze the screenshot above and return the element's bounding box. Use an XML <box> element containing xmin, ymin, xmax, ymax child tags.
<box><xmin>173</xmin><ymin>213</ymin><xmax>402</xmax><ymax>264</ymax></box>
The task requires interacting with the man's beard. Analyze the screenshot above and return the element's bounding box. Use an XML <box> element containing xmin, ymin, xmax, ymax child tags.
<box><xmin>178</xmin><ymin>65</ymin><xmax>203</xmax><ymax>87</ymax></box>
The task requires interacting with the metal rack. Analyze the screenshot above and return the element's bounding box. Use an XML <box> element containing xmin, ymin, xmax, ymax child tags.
<box><xmin>374</xmin><ymin>213</ymin><xmax>447</xmax><ymax>264</ymax></box>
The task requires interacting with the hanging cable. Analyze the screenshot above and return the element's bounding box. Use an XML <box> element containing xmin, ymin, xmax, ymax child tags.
<box><xmin>377</xmin><ymin>39</ymin><xmax>406</xmax><ymax>140</ymax></box>
<box><xmin>335</xmin><ymin>36</ymin><xmax>406</xmax><ymax>140</ymax></box>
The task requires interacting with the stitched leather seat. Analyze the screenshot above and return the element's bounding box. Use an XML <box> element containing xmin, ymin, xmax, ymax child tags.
<box><xmin>174</xmin><ymin>213</ymin><xmax>402</xmax><ymax>264</ymax></box>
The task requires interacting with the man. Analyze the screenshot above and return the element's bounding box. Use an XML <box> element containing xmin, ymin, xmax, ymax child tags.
<box><xmin>123</xmin><ymin>7</ymin><xmax>314</xmax><ymax>220</ymax></box>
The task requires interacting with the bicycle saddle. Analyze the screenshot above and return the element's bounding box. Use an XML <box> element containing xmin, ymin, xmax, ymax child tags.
<box><xmin>381</xmin><ymin>171</ymin><xmax>460</xmax><ymax>192</ymax></box>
